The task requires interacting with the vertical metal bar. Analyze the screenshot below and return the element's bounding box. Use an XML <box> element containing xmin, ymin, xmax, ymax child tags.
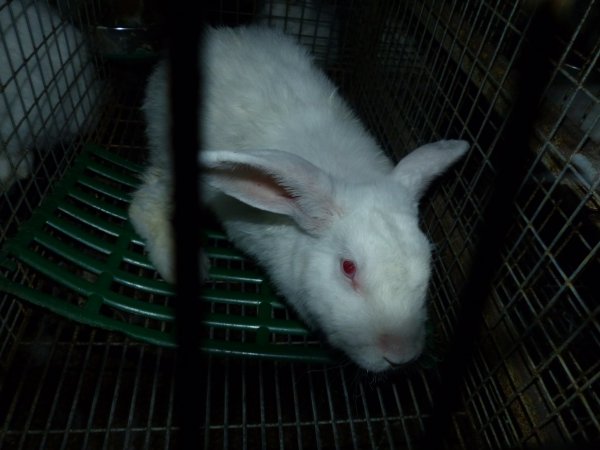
<box><xmin>391</xmin><ymin>382</ymin><xmax>413</xmax><ymax>450</ymax></box>
<box><xmin>273</xmin><ymin>362</ymin><xmax>285</xmax><ymax>450</ymax></box>
<box><xmin>202</xmin><ymin>355</ymin><xmax>213</xmax><ymax>450</ymax></box>
<box><xmin>0</xmin><ymin>295</ymin><xmax>25</xmax><ymax>361</ymax></box>
<box><xmin>339</xmin><ymin>368</ymin><xmax>359</xmax><ymax>449</ymax></box>
<box><xmin>223</xmin><ymin>358</ymin><xmax>230</xmax><ymax>449</ymax></box>
<box><xmin>406</xmin><ymin>375</ymin><xmax>424</xmax><ymax>433</ymax></box>
<box><xmin>39</xmin><ymin>323</ymin><xmax>79</xmax><ymax>449</ymax></box>
<box><xmin>259</xmin><ymin>361</ymin><xmax>267</xmax><ymax>449</ymax></box>
<box><xmin>375</xmin><ymin>385</ymin><xmax>395</xmax><ymax>450</ymax></box>
<box><xmin>164</xmin><ymin>353</ymin><xmax>177</xmax><ymax>450</ymax></box>
<box><xmin>101</xmin><ymin>341</ymin><xmax>129</xmax><ymax>449</ymax></box>
<box><xmin>308</xmin><ymin>369</ymin><xmax>322</xmax><ymax>450</ymax></box>
<box><xmin>166</xmin><ymin>1</ymin><xmax>203</xmax><ymax>447</ymax></box>
<box><xmin>123</xmin><ymin>345</ymin><xmax>146</xmax><ymax>449</ymax></box>
<box><xmin>241</xmin><ymin>359</ymin><xmax>247</xmax><ymax>449</ymax></box>
<box><xmin>60</xmin><ymin>329</ymin><xmax>97</xmax><ymax>450</ymax></box>
<box><xmin>289</xmin><ymin>363</ymin><xmax>304</xmax><ymax>449</ymax></box>
<box><xmin>358</xmin><ymin>382</ymin><xmax>376</xmax><ymax>449</ymax></box>
<box><xmin>81</xmin><ymin>332</ymin><xmax>112</xmax><ymax>449</ymax></box>
<box><xmin>323</xmin><ymin>368</ymin><xmax>340</xmax><ymax>450</ymax></box>
<box><xmin>143</xmin><ymin>347</ymin><xmax>164</xmax><ymax>449</ymax></box>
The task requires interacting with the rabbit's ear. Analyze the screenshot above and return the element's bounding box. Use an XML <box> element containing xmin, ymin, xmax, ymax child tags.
<box><xmin>392</xmin><ymin>140</ymin><xmax>469</xmax><ymax>199</ymax></box>
<box><xmin>201</xmin><ymin>149</ymin><xmax>339</xmax><ymax>234</ymax></box>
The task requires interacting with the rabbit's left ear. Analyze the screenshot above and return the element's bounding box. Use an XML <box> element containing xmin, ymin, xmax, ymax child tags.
<box><xmin>200</xmin><ymin>149</ymin><xmax>340</xmax><ymax>234</ymax></box>
<box><xmin>392</xmin><ymin>140</ymin><xmax>469</xmax><ymax>199</ymax></box>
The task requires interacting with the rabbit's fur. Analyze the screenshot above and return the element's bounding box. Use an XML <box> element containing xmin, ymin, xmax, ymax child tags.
<box><xmin>0</xmin><ymin>0</ymin><xmax>99</xmax><ymax>190</ymax></box>
<box><xmin>130</xmin><ymin>26</ymin><xmax>468</xmax><ymax>372</ymax></box>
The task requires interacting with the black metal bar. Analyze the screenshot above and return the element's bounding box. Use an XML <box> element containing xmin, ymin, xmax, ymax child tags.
<box><xmin>165</xmin><ymin>2</ymin><xmax>203</xmax><ymax>449</ymax></box>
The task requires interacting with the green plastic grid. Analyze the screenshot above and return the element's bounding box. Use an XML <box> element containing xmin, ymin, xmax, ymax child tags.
<box><xmin>0</xmin><ymin>144</ymin><xmax>332</xmax><ymax>364</ymax></box>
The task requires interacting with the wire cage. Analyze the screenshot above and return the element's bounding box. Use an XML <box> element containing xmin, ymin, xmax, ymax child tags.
<box><xmin>0</xmin><ymin>0</ymin><xmax>598</xmax><ymax>449</ymax></box>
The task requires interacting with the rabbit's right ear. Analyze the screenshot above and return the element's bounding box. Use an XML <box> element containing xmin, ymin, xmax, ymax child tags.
<box><xmin>200</xmin><ymin>149</ymin><xmax>340</xmax><ymax>234</ymax></box>
<box><xmin>392</xmin><ymin>140</ymin><xmax>469</xmax><ymax>199</ymax></box>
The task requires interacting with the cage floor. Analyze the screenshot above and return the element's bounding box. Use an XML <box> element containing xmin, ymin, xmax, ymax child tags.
<box><xmin>0</xmin><ymin>143</ymin><xmax>331</xmax><ymax>365</ymax></box>
<box><xmin>0</xmin><ymin>308</ymin><xmax>475</xmax><ymax>450</ymax></box>
<box><xmin>0</xmin><ymin>143</ymin><xmax>474</xmax><ymax>449</ymax></box>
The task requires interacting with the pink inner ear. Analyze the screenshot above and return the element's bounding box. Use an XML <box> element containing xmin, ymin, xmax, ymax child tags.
<box><xmin>235</xmin><ymin>165</ymin><xmax>297</xmax><ymax>200</ymax></box>
<box><xmin>207</xmin><ymin>155</ymin><xmax>336</xmax><ymax>235</ymax></box>
<box><xmin>211</xmin><ymin>164</ymin><xmax>298</xmax><ymax>204</ymax></box>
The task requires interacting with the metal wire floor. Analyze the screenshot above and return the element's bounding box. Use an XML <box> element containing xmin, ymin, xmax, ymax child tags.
<box><xmin>0</xmin><ymin>308</ymin><xmax>476</xmax><ymax>450</ymax></box>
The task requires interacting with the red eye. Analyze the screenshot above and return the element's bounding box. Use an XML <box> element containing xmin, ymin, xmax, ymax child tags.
<box><xmin>341</xmin><ymin>259</ymin><xmax>357</xmax><ymax>279</ymax></box>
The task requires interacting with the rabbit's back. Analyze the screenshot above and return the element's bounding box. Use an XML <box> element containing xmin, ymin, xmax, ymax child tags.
<box><xmin>144</xmin><ymin>26</ymin><xmax>392</xmax><ymax>180</ymax></box>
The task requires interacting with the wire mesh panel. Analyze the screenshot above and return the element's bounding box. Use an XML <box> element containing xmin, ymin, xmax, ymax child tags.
<box><xmin>363</xmin><ymin>0</ymin><xmax>599</xmax><ymax>448</ymax></box>
<box><xmin>0</xmin><ymin>0</ymin><xmax>598</xmax><ymax>449</ymax></box>
<box><xmin>0</xmin><ymin>308</ymin><xmax>478</xmax><ymax>450</ymax></box>
<box><xmin>0</xmin><ymin>0</ymin><xmax>103</xmax><ymax>388</ymax></box>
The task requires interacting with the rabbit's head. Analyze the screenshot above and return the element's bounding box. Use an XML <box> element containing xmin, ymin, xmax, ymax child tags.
<box><xmin>202</xmin><ymin>140</ymin><xmax>469</xmax><ymax>372</ymax></box>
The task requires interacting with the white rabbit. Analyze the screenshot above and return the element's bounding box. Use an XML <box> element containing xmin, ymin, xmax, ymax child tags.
<box><xmin>129</xmin><ymin>26</ymin><xmax>469</xmax><ymax>372</ymax></box>
<box><xmin>0</xmin><ymin>0</ymin><xmax>100</xmax><ymax>190</ymax></box>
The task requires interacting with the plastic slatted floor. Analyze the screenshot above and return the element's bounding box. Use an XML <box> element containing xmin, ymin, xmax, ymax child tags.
<box><xmin>0</xmin><ymin>144</ymin><xmax>331</xmax><ymax>364</ymax></box>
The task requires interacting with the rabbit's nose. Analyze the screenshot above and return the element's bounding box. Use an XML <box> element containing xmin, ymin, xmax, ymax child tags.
<box><xmin>378</xmin><ymin>332</ymin><xmax>424</xmax><ymax>366</ymax></box>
